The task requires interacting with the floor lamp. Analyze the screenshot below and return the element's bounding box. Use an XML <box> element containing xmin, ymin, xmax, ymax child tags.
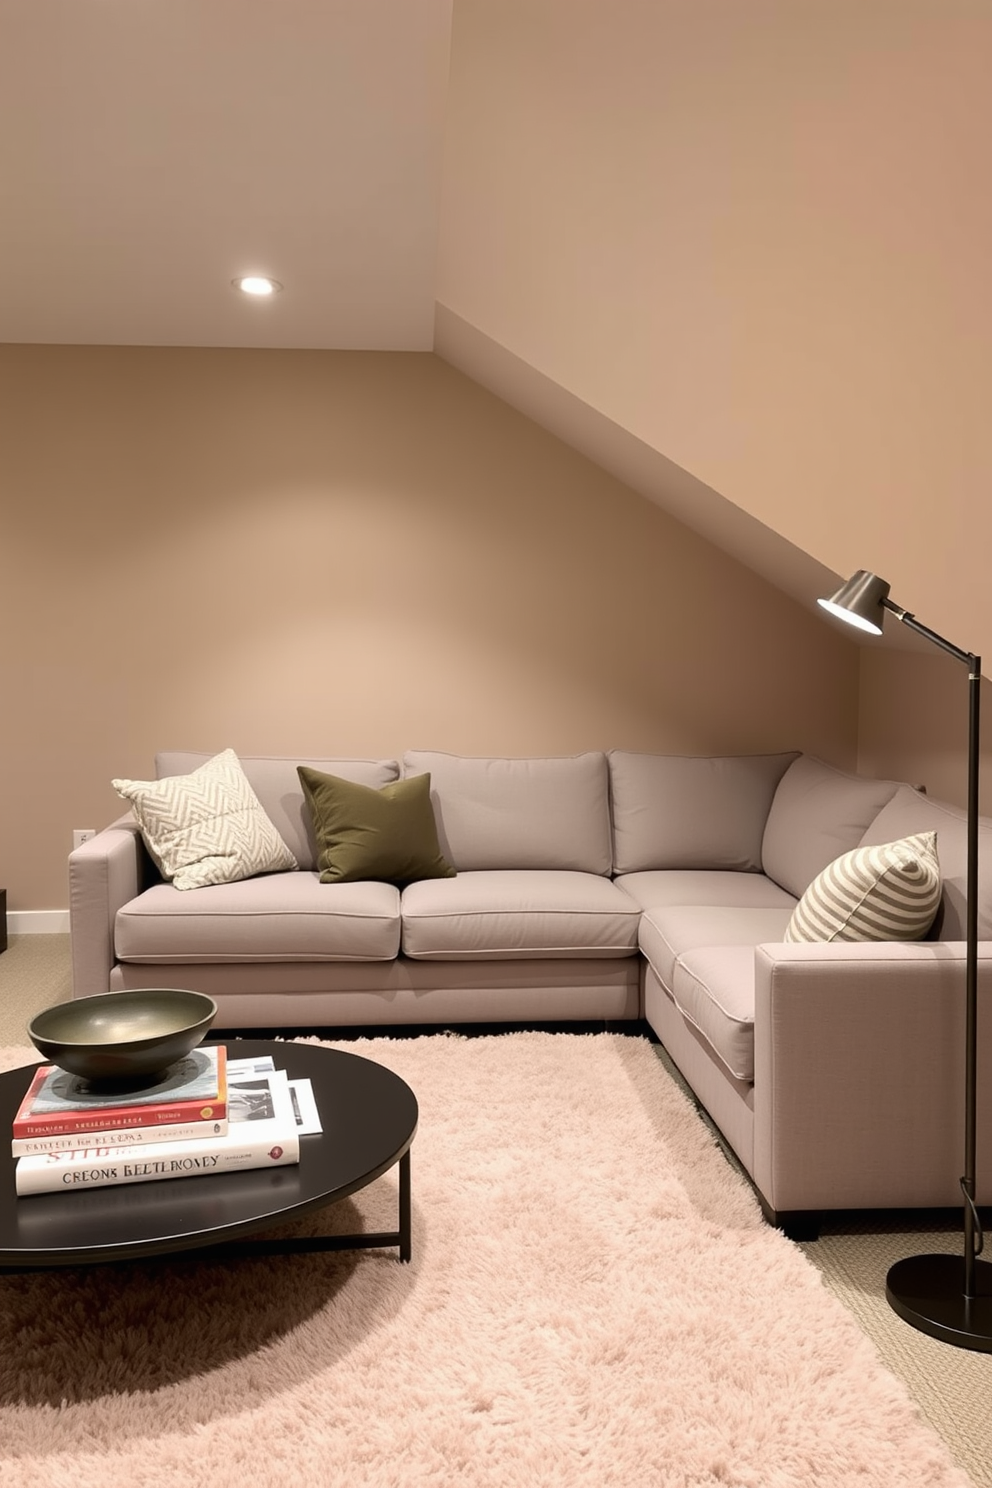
<box><xmin>818</xmin><ymin>570</ymin><xmax>992</xmax><ymax>1350</ymax></box>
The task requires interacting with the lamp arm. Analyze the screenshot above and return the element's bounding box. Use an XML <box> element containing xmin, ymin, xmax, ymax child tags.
<box><xmin>882</xmin><ymin>599</ymin><xmax>977</xmax><ymax>670</ymax></box>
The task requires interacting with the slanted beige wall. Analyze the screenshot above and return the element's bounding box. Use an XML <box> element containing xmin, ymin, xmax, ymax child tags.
<box><xmin>438</xmin><ymin>1</ymin><xmax>992</xmax><ymax>683</ymax></box>
<box><xmin>1</xmin><ymin>344</ymin><xmax>856</xmax><ymax>911</ymax></box>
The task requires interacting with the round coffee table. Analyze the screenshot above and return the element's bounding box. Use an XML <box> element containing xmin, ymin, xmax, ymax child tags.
<box><xmin>0</xmin><ymin>1040</ymin><xmax>418</xmax><ymax>1270</ymax></box>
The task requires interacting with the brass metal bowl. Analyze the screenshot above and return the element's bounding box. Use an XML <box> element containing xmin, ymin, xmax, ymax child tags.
<box><xmin>27</xmin><ymin>988</ymin><xmax>218</xmax><ymax>1086</ymax></box>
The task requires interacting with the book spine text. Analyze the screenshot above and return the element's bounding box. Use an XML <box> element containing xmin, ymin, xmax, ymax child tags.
<box><xmin>12</xmin><ymin>1116</ymin><xmax>230</xmax><ymax>1157</ymax></box>
<box><xmin>15</xmin><ymin>1132</ymin><xmax>299</xmax><ymax>1196</ymax></box>
<box><xmin>13</xmin><ymin>1099</ymin><xmax>228</xmax><ymax>1141</ymax></box>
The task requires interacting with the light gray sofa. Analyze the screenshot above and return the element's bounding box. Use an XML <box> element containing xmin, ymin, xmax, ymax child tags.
<box><xmin>69</xmin><ymin>747</ymin><xmax>992</xmax><ymax>1236</ymax></box>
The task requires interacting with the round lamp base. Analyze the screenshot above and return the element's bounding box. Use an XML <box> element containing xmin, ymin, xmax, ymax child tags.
<box><xmin>886</xmin><ymin>1253</ymin><xmax>992</xmax><ymax>1352</ymax></box>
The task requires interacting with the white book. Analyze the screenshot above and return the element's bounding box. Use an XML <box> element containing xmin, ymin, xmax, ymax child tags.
<box><xmin>12</xmin><ymin>1113</ymin><xmax>229</xmax><ymax>1158</ymax></box>
<box><xmin>15</xmin><ymin>1069</ymin><xmax>300</xmax><ymax>1197</ymax></box>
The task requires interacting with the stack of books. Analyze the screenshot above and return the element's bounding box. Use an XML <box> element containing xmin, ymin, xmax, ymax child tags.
<box><xmin>12</xmin><ymin>1045</ymin><xmax>312</xmax><ymax>1196</ymax></box>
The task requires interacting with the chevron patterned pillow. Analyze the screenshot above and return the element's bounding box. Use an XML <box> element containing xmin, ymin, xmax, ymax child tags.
<box><xmin>112</xmin><ymin>748</ymin><xmax>298</xmax><ymax>891</ymax></box>
<box><xmin>784</xmin><ymin>831</ymin><xmax>941</xmax><ymax>944</ymax></box>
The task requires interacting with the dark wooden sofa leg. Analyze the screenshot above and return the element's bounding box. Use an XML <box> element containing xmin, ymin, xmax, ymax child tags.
<box><xmin>760</xmin><ymin>1199</ymin><xmax>821</xmax><ymax>1242</ymax></box>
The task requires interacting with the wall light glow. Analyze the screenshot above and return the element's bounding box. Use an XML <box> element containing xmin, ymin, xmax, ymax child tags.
<box><xmin>232</xmin><ymin>276</ymin><xmax>283</xmax><ymax>296</ymax></box>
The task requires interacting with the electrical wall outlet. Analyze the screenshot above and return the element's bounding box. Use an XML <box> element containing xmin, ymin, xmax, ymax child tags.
<box><xmin>72</xmin><ymin>829</ymin><xmax>96</xmax><ymax>850</ymax></box>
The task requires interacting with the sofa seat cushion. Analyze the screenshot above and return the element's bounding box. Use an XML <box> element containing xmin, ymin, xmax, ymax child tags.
<box><xmin>638</xmin><ymin>905</ymin><xmax>795</xmax><ymax>989</ymax></box>
<box><xmin>670</xmin><ymin>946</ymin><xmax>759</xmax><ymax>1081</ymax></box>
<box><xmin>400</xmin><ymin>870</ymin><xmax>640</xmax><ymax>960</ymax></box>
<box><xmin>114</xmin><ymin>872</ymin><xmax>401</xmax><ymax>963</ymax></box>
<box><xmin>615</xmin><ymin>870</ymin><xmax>797</xmax><ymax>914</ymax></box>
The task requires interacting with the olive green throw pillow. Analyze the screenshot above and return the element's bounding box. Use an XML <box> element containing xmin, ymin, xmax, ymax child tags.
<box><xmin>298</xmin><ymin>766</ymin><xmax>456</xmax><ymax>885</ymax></box>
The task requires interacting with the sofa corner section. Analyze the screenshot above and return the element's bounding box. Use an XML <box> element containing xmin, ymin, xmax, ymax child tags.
<box><xmin>751</xmin><ymin>939</ymin><xmax>992</xmax><ymax>1214</ymax></box>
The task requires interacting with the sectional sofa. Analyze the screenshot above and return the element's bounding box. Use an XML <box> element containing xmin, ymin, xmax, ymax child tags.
<box><xmin>69</xmin><ymin>748</ymin><xmax>992</xmax><ymax>1236</ymax></box>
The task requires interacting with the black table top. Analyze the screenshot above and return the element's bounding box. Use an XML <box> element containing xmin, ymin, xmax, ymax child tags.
<box><xmin>0</xmin><ymin>1039</ymin><xmax>418</xmax><ymax>1267</ymax></box>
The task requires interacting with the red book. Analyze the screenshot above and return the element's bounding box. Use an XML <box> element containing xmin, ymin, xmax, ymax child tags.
<box><xmin>12</xmin><ymin>1045</ymin><xmax>227</xmax><ymax>1140</ymax></box>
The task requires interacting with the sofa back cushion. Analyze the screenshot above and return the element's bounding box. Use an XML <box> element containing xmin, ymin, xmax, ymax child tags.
<box><xmin>608</xmin><ymin>751</ymin><xmax>798</xmax><ymax>874</ymax></box>
<box><xmin>156</xmin><ymin>753</ymin><xmax>400</xmax><ymax>871</ymax></box>
<box><xmin>402</xmin><ymin>750</ymin><xmax>613</xmax><ymax>873</ymax></box>
<box><xmin>859</xmin><ymin>785</ymin><xmax>992</xmax><ymax>940</ymax></box>
<box><xmin>761</xmin><ymin>755</ymin><xmax>901</xmax><ymax>897</ymax></box>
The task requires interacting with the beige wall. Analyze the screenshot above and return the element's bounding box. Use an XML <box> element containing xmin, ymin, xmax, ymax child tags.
<box><xmin>1</xmin><ymin>344</ymin><xmax>857</xmax><ymax>910</ymax></box>
<box><xmin>438</xmin><ymin>0</ymin><xmax>992</xmax><ymax>666</ymax></box>
<box><xmin>858</xmin><ymin>646</ymin><xmax>992</xmax><ymax>814</ymax></box>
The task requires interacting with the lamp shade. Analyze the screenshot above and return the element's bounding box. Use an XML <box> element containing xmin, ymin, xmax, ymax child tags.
<box><xmin>817</xmin><ymin>570</ymin><xmax>890</xmax><ymax>634</ymax></box>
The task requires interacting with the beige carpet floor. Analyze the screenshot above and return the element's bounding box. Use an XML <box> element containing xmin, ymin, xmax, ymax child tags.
<box><xmin>0</xmin><ymin>937</ymin><xmax>988</xmax><ymax>1485</ymax></box>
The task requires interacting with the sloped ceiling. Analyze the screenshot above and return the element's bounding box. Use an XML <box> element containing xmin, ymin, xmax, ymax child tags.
<box><xmin>0</xmin><ymin>0</ymin><xmax>452</xmax><ymax>349</ymax></box>
<box><xmin>2</xmin><ymin>0</ymin><xmax>944</xmax><ymax>644</ymax></box>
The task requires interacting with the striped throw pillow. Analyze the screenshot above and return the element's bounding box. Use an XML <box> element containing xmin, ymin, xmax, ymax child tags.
<box><xmin>784</xmin><ymin>831</ymin><xmax>941</xmax><ymax>944</ymax></box>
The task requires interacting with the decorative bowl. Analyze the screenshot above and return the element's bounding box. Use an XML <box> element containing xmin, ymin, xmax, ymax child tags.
<box><xmin>27</xmin><ymin>988</ymin><xmax>218</xmax><ymax>1086</ymax></box>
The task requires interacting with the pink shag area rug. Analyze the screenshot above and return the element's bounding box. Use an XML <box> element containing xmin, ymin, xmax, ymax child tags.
<box><xmin>0</xmin><ymin>1033</ymin><xmax>971</xmax><ymax>1488</ymax></box>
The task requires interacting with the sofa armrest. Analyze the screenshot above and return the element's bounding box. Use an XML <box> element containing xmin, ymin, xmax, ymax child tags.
<box><xmin>69</xmin><ymin>815</ymin><xmax>152</xmax><ymax>998</ymax></box>
<box><xmin>750</xmin><ymin>940</ymin><xmax>992</xmax><ymax>1213</ymax></box>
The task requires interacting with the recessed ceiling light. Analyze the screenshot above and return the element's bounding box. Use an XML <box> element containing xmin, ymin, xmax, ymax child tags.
<box><xmin>232</xmin><ymin>276</ymin><xmax>283</xmax><ymax>296</ymax></box>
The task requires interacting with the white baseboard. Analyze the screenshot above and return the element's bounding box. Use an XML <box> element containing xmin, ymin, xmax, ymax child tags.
<box><xmin>6</xmin><ymin>910</ymin><xmax>70</xmax><ymax>934</ymax></box>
